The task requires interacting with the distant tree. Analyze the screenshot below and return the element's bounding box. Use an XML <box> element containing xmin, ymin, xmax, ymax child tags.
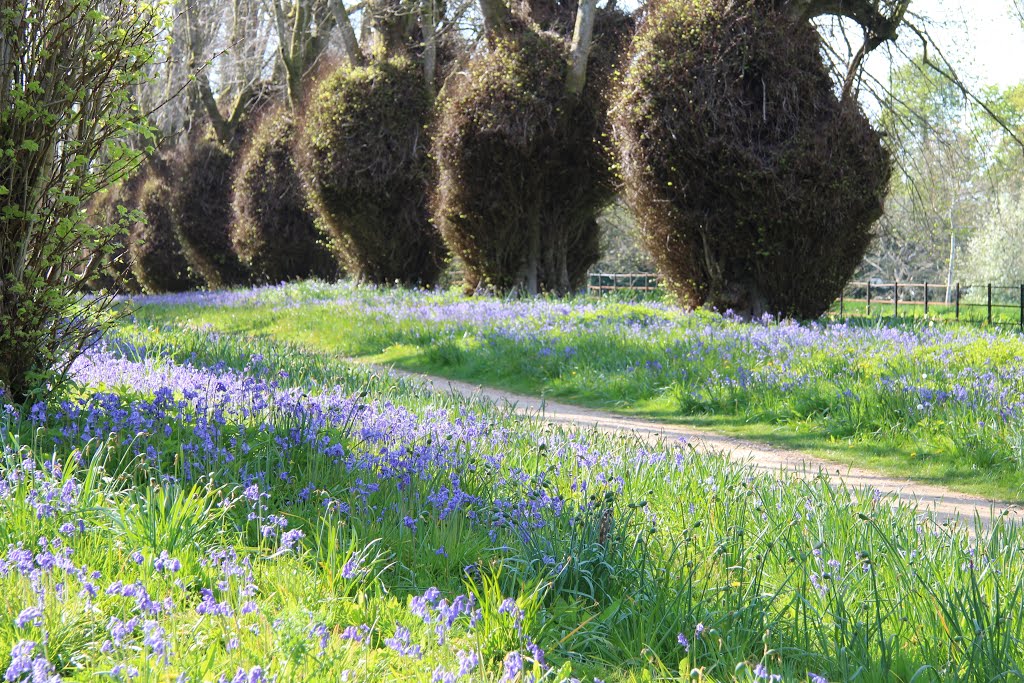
<box><xmin>162</xmin><ymin>0</ymin><xmax>282</xmax><ymax>289</ymax></box>
<box><xmin>962</xmin><ymin>192</ymin><xmax>1024</xmax><ymax>295</ymax></box>
<box><xmin>862</xmin><ymin>58</ymin><xmax>983</xmax><ymax>285</ymax></box>
<box><xmin>861</xmin><ymin>59</ymin><xmax>1024</xmax><ymax>288</ymax></box>
<box><xmin>432</xmin><ymin>0</ymin><xmax>633</xmax><ymax>295</ymax></box>
<box><xmin>131</xmin><ymin>166</ymin><xmax>202</xmax><ymax>294</ymax></box>
<box><xmin>228</xmin><ymin>0</ymin><xmax>340</xmax><ymax>285</ymax></box>
<box><xmin>1</xmin><ymin>1</ymin><xmax>163</xmax><ymax>402</ymax></box>
<box><xmin>614</xmin><ymin>0</ymin><xmax>904</xmax><ymax>319</ymax></box>
<box><xmin>82</xmin><ymin>176</ymin><xmax>147</xmax><ymax>294</ymax></box>
<box><xmin>592</xmin><ymin>201</ymin><xmax>655</xmax><ymax>274</ymax></box>
<box><xmin>231</xmin><ymin>107</ymin><xmax>337</xmax><ymax>283</ymax></box>
<box><xmin>296</xmin><ymin>0</ymin><xmax>462</xmax><ymax>286</ymax></box>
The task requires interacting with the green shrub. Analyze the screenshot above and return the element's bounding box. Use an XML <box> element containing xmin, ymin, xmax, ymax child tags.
<box><xmin>432</xmin><ymin>13</ymin><xmax>631</xmax><ymax>295</ymax></box>
<box><xmin>131</xmin><ymin>168</ymin><xmax>201</xmax><ymax>294</ymax></box>
<box><xmin>168</xmin><ymin>131</ymin><xmax>250</xmax><ymax>289</ymax></box>
<box><xmin>0</xmin><ymin>1</ymin><xmax>161</xmax><ymax>402</ymax></box>
<box><xmin>613</xmin><ymin>0</ymin><xmax>890</xmax><ymax>319</ymax></box>
<box><xmin>298</xmin><ymin>58</ymin><xmax>445</xmax><ymax>286</ymax></box>
<box><xmin>231</xmin><ymin>107</ymin><xmax>337</xmax><ymax>284</ymax></box>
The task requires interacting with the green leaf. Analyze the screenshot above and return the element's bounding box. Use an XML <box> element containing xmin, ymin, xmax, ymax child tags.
<box><xmin>20</xmin><ymin>140</ymin><xmax>39</xmax><ymax>153</ymax></box>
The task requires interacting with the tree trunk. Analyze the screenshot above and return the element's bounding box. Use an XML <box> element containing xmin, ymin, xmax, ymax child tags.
<box><xmin>332</xmin><ymin>0</ymin><xmax>365</xmax><ymax>66</ymax></box>
<box><xmin>566</xmin><ymin>0</ymin><xmax>598</xmax><ymax>96</ymax></box>
<box><xmin>479</xmin><ymin>0</ymin><xmax>514</xmax><ymax>36</ymax></box>
<box><xmin>783</xmin><ymin>0</ymin><xmax>908</xmax><ymax>48</ymax></box>
<box><xmin>421</xmin><ymin>0</ymin><xmax>437</xmax><ymax>95</ymax></box>
<box><xmin>525</xmin><ymin>203</ymin><xmax>541</xmax><ymax>295</ymax></box>
<box><xmin>183</xmin><ymin>1</ymin><xmax>230</xmax><ymax>141</ymax></box>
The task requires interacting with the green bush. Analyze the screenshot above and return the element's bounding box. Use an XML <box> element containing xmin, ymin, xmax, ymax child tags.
<box><xmin>0</xmin><ymin>1</ymin><xmax>161</xmax><ymax>401</ymax></box>
<box><xmin>433</xmin><ymin>13</ymin><xmax>631</xmax><ymax>295</ymax></box>
<box><xmin>298</xmin><ymin>58</ymin><xmax>445</xmax><ymax>286</ymax></box>
<box><xmin>231</xmin><ymin>107</ymin><xmax>337</xmax><ymax>284</ymax></box>
<box><xmin>131</xmin><ymin>168</ymin><xmax>201</xmax><ymax>294</ymax></box>
<box><xmin>168</xmin><ymin>131</ymin><xmax>250</xmax><ymax>289</ymax></box>
<box><xmin>613</xmin><ymin>0</ymin><xmax>890</xmax><ymax>319</ymax></box>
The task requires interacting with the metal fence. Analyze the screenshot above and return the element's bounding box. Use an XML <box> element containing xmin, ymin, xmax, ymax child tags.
<box><xmin>587</xmin><ymin>272</ymin><xmax>661</xmax><ymax>293</ymax></box>
<box><xmin>587</xmin><ymin>273</ymin><xmax>1024</xmax><ymax>330</ymax></box>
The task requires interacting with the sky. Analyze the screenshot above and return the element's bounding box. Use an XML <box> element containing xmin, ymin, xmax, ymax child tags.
<box><xmin>864</xmin><ymin>0</ymin><xmax>1024</xmax><ymax>89</ymax></box>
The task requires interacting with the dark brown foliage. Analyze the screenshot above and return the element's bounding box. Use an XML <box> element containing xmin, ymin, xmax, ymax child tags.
<box><xmin>168</xmin><ymin>131</ymin><xmax>250</xmax><ymax>289</ymax></box>
<box><xmin>231</xmin><ymin>107</ymin><xmax>337</xmax><ymax>284</ymax></box>
<box><xmin>298</xmin><ymin>58</ymin><xmax>445</xmax><ymax>286</ymax></box>
<box><xmin>131</xmin><ymin>169</ymin><xmax>201</xmax><ymax>294</ymax></box>
<box><xmin>614</xmin><ymin>0</ymin><xmax>891</xmax><ymax>319</ymax></box>
<box><xmin>433</xmin><ymin>12</ymin><xmax>632</xmax><ymax>295</ymax></box>
<box><xmin>82</xmin><ymin>176</ymin><xmax>145</xmax><ymax>294</ymax></box>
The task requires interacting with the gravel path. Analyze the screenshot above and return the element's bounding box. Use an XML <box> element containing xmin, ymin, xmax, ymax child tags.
<box><xmin>376</xmin><ymin>365</ymin><xmax>1022</xmax><ymax>527</ymax></box>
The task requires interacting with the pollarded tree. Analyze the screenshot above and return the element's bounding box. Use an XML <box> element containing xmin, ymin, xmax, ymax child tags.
<box><xmin>169</xmin><ymin>129</ymin><xmax>253</xmax><ymax>288</ymax></box>
<box><xmin>614</xmin><ymin>0</ymin><xmax>906</xmax><ymax>319</ymax></box>
<box><xmin>231</xmin><ymin>107</ymin><xmax>337</xmax><ymax>283</ymax></box>
<box><xmin>296</xmin><ymin>0</ymin><xmax>459</xmax><ymax>286</ymax></box>
<box><xmin>82</xmin><ymin>175</ymin><xmax>147</xmax><ymax>294</ymax></box>
<box><xmin>300</xmin><ymin>58</ymin><xmax>445</xmax><ymax>285</ymax></box>
<box><xmin>131</xmin><ymin>162</ymin><xmax>202</xmax><ymax>294</ymax></box>
<box><xmin>228</xmin><ymin>1</ymin><xmax>339</xmax><ymax>284</ymax></box>
<box><xmin>165</xmin><ymin>0</ymin><xmax>276</xmax><ymax>289</ymax></box>
<box><xmin>433</xmin><ymin>0</ymin><xmax>633</xmax><ymax>295</ymax></box>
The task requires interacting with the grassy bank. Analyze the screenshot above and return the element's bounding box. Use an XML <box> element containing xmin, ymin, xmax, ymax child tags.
<box><xmin>2</xmin><ymin>313</ymin><xmax>1024</xmax><ymax>681</ymax></box>
<box><xmin>133</xmin><ymin>282</ymin><xmax>1024</xmax><ymax>502</ymax></box>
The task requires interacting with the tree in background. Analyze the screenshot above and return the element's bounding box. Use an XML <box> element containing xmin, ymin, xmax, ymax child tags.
<box><xmin>432</xmin><ymin>0</ymin><xmax>632</xmax><ymax>295</ymax></box>
<box><xmin>230</xmin><ymin>1</ymin><xmax>339</xmax><ymax>284</ymax></box>
<box><xmin>592</xmin><ymin>201</ymin><xmax>655</xmax><ymax>274</ymax></box>
<box><xmin>962</xmin><ymin>192</ymin><xmax>1024</xmax><ymax>296</ymax></box>
<box><xmin>164</xmin><ymin>0</ymin><xmax>281</xmax><ymax>289</ymax></box>
<box><xmin>862</xmin><ymin>56</ymin><xmax>1024</xmax><ymax>290</ymax></box>
<box><xmin>231</xmin><ymin>108</ymin><xmax>337</xmax><ymax>283</ymax></box>
<box><xmin>863</xmin><ymin>57</ymin><xmax>986</xmax><ymax>285</ymax></box>
<box><xmin>614</xmin><ymin>0</ymin><xmax>903</xmax><ymax>319</ymax></box>
<box><xmin>296</xmin><ymin>0</ymin><xmax>462</xmax><ymax>286</ymax></box>
<box><xmin>1</xmin><ymin>1</ymin><xmax>163</xmax><ymax>401</ymax></box>
<box><xmin>82</xmin><ymin>176</ymin><xmax>147</xmax><ymax>294</ymax></box>
<box><xmin>131</xmin><ymin>161</ymin><xmax>202</xmax><ymax>294</ymax></box>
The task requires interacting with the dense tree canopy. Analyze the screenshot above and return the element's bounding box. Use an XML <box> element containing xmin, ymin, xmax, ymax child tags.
<box><xmin>433</xmin><ymin>0</ymin><xmax>631</xmax><ymax>295</ymax></box>
<box><xmin>614</xmin><ymin>0</ymin><xmax>896</xmax><ymax>318</ymax></box>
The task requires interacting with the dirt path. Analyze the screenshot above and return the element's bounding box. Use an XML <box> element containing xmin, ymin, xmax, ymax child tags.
<box><xmin>375</xmin><ymin>365</ymin><xmax>1021</xmax><ymax>526</ymax></box>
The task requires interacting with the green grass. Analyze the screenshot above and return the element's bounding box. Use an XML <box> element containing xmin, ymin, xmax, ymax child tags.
<box><xmin>3</xmin><ymin>291</ymin><xmax>1024</xmax><ymax>680</ymax></box>
<box><xmin>130</xmin><ymin>283</ymin><xmax>1024</xmax><ymax>502</ymax></box>
<box><xmin>827</xmin><ymin>299</ymin><xmax>1024</xmax><ymax>328</ymax></box>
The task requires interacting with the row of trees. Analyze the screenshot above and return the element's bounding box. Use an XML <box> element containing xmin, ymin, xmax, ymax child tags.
<box><xmin>2</xmin><ymin>0</ymin><xmax>918</xmax><ymax>401</ymax></box>
<box><xmin>86</xmin><ymin>0</ymin><xmax>909</xmax><ymax>313</ymax></box>
<box><xmin>85</xmin><ymin>0</ymin><xmax>632</xmax><ymax>298</ymax></box>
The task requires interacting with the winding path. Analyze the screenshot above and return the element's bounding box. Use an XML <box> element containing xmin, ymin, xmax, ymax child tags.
<box><xmin>375</xmin><ymin>365</ymin><xmax>1022</xmax><ymax>527</ymax></box>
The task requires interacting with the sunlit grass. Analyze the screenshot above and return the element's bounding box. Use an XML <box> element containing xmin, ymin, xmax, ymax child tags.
<box><xmin>2</xmin><ymin>285</ymin><xmax>1024</xmax><ymax>681</ymax></box>
<box><xmin>133</xmin><ymin>282</ymin><xmax>1024</xmax><ymax>501</ymax></box>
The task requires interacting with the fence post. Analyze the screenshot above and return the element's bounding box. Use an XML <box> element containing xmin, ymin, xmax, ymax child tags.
<box><xmin>1020</xmin><ymin>283</ymin><xmax>1023</xmax><ymax>331</ymax></box>
<box><xmin>956</xmin><ymin>283</ymin><xmax>960</xmax><ymax>321</ymax></box>
<box><xmin>867</xmin><ymin>281</ymin><xmax>871</xmax><ymax>315</ymax></box>
<box><xmin>894</xmin><ymin>281</ymin><xmax>899</xmax><ymax>317</ymax></box>
<box><xmin>924</xmin><ymin>282</ymin><xmax>929</xmax><ymax>316</ymax></box>
<box><xmin>988</xmin><ymin>283</ymin><xmax>993</xmax><ymax>325</ymax></box>
<box><xmin>839</xmin><ymin>288</ymin><xmax>844</xmax><ymax>318</ymax></box>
